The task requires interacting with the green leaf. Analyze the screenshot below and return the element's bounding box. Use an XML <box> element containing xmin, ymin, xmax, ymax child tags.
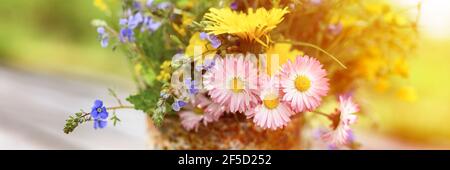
<box><xmin>126</xmin><ymin>88</ymin><xmax>160</xmax><ymax>114</ymax></box>
<box><xmin>142</xmin><ymin>67</ymin><xmax>157</xmax><ymax>86</ymax></box>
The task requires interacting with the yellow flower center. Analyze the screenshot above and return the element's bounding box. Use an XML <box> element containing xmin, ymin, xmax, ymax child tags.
<box><xmin>294</xmin><ymin>76</ymin><xmax>311</xmax><ymax>92</ymax></box>
<box><xmin>193</xmin><ymin>106</ymin><xmax>204</xmax><ymax>115</ymax></box>
<box><xmin>263</xmin><ymin>94</ymin><xmax>280</xmax><ymax>110</ymax></box>
<box><xmin>231</xmin><ymin>77</ymin><xmax>244</xmax><ymax>93</ymax></box>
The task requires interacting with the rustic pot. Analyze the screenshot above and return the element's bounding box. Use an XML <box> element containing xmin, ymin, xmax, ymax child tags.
<box><xmin>147</xmin><ymin>114</ymin><xmax>303</xmax><ymax>149</ymax></box>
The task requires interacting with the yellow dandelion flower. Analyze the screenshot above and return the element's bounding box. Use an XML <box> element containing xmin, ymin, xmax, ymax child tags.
<box><xmin>264</xmin><ymin>43</ymin><xmax>303</xmax><ymax>76</ymax></box>
<box><xmin>204</xmin><ymin>7</ymin><xmax>289</xmax><ymax>47</ymax></box>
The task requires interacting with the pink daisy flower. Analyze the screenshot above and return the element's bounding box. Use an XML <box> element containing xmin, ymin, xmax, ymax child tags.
<box><xmin>322</xmin><ymin>94</ymin><xmax>359</xmax><ymax>146</ymax></box>
<box><xmin>280</xmin><ymin>55</ymin><xmax>329</xmax><ymax>113</ymax></box>
<box><xmin>204</xmin><ymin>56</ymin><xmax>259</xmax><ymax>113</ymax></box>
<box><xmin>247</xmin><ymin>75</ymin><xmax>295</xmax><ymax>130</ymax></box>
<box><xmin>179</xmin><ymin>94</ymin><xmax>225</xmax><ymax>131</ymax></box>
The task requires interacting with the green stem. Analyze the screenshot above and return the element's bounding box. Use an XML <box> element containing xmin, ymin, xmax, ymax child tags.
<box><xmin>106</xmin><ymin>106</ymin><xmax>135</xmax><ymax>110</ymax></box>
<box><xmin>279</xmin><ymin>40</ymin><xmax>347</xmax><ymax>69</ymax></box>
<box><xmin>312</xmin><ymin>111</ymin><xmax>331</xmax><ymax>119</ymax></box>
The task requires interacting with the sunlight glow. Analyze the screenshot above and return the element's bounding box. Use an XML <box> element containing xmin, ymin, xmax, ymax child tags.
<box><xmin>398</xmin><ymin>0</ymin><xmax>450</xmax><ymax>39</ymax></box>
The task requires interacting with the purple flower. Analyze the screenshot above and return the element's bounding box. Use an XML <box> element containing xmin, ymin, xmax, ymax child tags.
<box><xmin>141</xmin><ymin>16</ymin><xmax>162</xmax><ymax>32</ymax></box>
<box><xmin>119</xmin><ymin>28</ymin><xmax>135</xmax><ymax>42</ymax></box>
<box><xmin>185</xmin><ymin>79</ymin><xmax>199</xmax><ymax>95</ymax></box>
<box><xmin>199</xmin><ymin>32</ymin><xmax>221</xmax><ymax>49</ymax></box>
<box><xmin>129</xmin><ymin>13</ymin><xmax>144</xmax><ymax>29</ymax></box>
<box><xmin>230</xmin><ymin>1</ymin><xmax>238</xmax><ymax>10</ymax></box>
<box><xmin>203</xmin><ymin>59</ymin><xmax>216</xmax><ymax>70</ymax></box>
<box><xmin>172</xmin><ymin>100</ymin><xmax>187</xmax><ymax>111</ymax></box>
<box><xmin>208</xmin><ymin>35</ymin><xmax>221</xmax><ymax>49</ymax></box>
<box><xmin>157</xmin><ymin>2</ymin><xmax>172</xmax><ymax>10</ymax></box>
<box><xmin>90</xmin><ymin>100</ymin><xmax>108</xmax><ymax>129</ymax></box>
<box><xmin>96</xmin><ymin>27</ymin><xmax>109</xmax><ymax>48</ymax></box>
<box><xmin>119</xmin><ymin>13</ymin><xmax>143</xmax><ymax>30</ymax></box>
<box><xmin>133</xmin><ymin>1</ymin><xmax>142</xmax><ymax>10</ymax></box>
<box><xmin>199</xmin><ymin>32</ymin><xmax>208</xmax><ymax>40</ymax></box>
<box><xmin>118</xmin><ymin>12</ymin><xmax>144</xmax><ymax>42</ymax></box>
<box><xmin>94</xmin><ymin>119</ymin><xmax>108</xmax><ymax>129</ymax></box>
<box><xmin>146</xmin><ymin>0</ymin><xmax>154</xmax><ymax>8</ymax></box>
<box><xmin>195</xmin><ymin>57</ymin><xmax>216</xmax><ymax>71</ymax></box>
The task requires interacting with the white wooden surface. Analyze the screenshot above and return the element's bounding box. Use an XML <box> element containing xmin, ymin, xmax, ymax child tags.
<box><xmin>0</xmin><ymin>66</ymin><xmax>148</xmax><ymax>149</ymax></box>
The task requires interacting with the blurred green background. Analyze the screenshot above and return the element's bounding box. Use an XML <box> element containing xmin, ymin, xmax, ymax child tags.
<box><xmin>0</xmin><ymin>0</ymin><xmax>449</xmax><ymax>148</ymax></box>
<box><xmin>0</xmin><ymin>0</ymin><xmax>130</xmax><ymax>79</ymax></box>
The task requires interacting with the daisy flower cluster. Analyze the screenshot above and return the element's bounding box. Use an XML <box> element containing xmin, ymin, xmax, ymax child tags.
<box><xmin>63</xmin><ymin>0</ymin><xmax>418</xmax><ymax>149</ymax></box>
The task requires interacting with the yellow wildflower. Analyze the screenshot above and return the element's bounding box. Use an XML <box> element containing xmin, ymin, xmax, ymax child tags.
<box><xmin>204</xmin><ymin>7</ymin><xmax>289</xmax><ymax>47</ymax></box>
<box><xmin>173</xmin><ymin>12</ymin><xmax>194</xmax><ymax>37</ymax></box>
<box><xmin>354</xmin><ymin>56</ymin><xmax>386</xmax><ymax>81</ymax></box>
<box><xmin>393</xmin><ymin>58</ymin><xmax>409</xmax><ymax>78</ymax></box>
<box><xmin>93</xmin><ymin>0</ymin><xmax>108</xmax><ymax>12</ymax></box>
<box><xmin>156</xmin><ymin>61</ymin><xmax>172</xmax><ymax>82</ymax></box>
<box><xmin>185</xmin><ymin>32</ymin><xmax>217</xmax><ymax>65</ymax></box>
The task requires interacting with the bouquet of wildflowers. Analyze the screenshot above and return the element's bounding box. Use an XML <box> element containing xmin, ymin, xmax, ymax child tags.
<box><xmin>64</xmin><ymin>0</ymin><xmax>419</xmax><ymax>149</ymax></box>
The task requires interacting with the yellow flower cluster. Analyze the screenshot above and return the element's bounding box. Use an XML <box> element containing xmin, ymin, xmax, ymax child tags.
<box><xmin>281</xmin><ymin>0</ymin><xmax>417</xmax><ymax>100</ymax></box>
<box><xmin>200</xmin><ymin>0</ymin><xmax>418</xmax><ymax>102</ymax></box>
<box><xmin>156</xmin><ymin>60</ymin><xmax>172</xmax><ymax>82</ymax></box>
<box><xmin>93</xmin><ymin>0</ymin><xmax>108</xmax><ymax>12</ymax></box>
<box><xmin>204</xmin><ymin>7</ymin><xmax>289</xmax><ymax>47</ymax></box>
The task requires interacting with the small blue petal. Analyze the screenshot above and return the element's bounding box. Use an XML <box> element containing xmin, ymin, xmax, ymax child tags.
<box><xmin>199</xmin><ymin>32</ymin><xmax>208</xmax><ymax>40</ymax></box>
<box><xmin>133</xmin><ymin>1</ymin><xmax>142</xmax><ymax>10</ymax></box>
<box><xmin>119</xmin><ymin>18</ymin><xmax>128</xmax><ymax>26</ymax></box>
<box><xmin>93</xmin><ymin>100</ymin><xmax>103</xmax><ymax>109</ymax></box>
<box><xmin>98</xmin><ymin>120</ymin><xmax>107</xmax><ymax>129</ymax></box>
<box><xmin>189</xmin><ymin>88</ymin><xmax>199</xmax><ymax>95</ymax></box>
<box><xmin>94</xmin><ymin>120</ymin><xmax>99</xmax><ymax>129</ymax></box>
<box><xmin>119</xmin><ymin>28</ymin><xmax>135</xmax><ymax>42</ymax></box>
<box><xmin>128</xmin><ymin>13</ymin><xmax>143</xmax><ymax>29</ymax></box>
<box><xmin>97</xmin><ymin>27</ymin><xmax>105</xmax><ymax>35</ymax></box>
<box><xmin>177</xmin><ymin>100</ymin><xmax>187</xmax><ymax>107</ymax></box>
<box><xmin>94</xmin><ymin>119</ymin><xmax>107</xmax><ymax>129</ymax></box>
<box><xmin>91</xmin><ymin>109</ymin><xmax>99</xmax><ymax>119</ymax></box>
<box><xmin>157</xmin><ymin>2</ymin><xmax>171</xmax><ymax>10</ymax></box>
<box><xmin>208</xmin><ymin>35</ymin><xmax>221</xmax><ymax>49</ymax></box>
<box><xmin>101</xmin><ymin>37</ymin><xmax>109</xmax><ymax>48</ymax></box>
<box><xmin>184</xmin><ymin>78</ymin><xmax>192</xmax><ymax>86</ymax></box>
<box><xmin>99</xmin><ymin>107</ymin><xmax>109</xmax><ymax>119</ymax></box>
<box><xmin>148</xmin><ymin>21</ymin><xmax>161</xmax><ymax>31</ymax></box>
<box><xmin>172</xmin><ymin>102</ymin><xmax>181</xmax><ymax>111</ymax></box>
